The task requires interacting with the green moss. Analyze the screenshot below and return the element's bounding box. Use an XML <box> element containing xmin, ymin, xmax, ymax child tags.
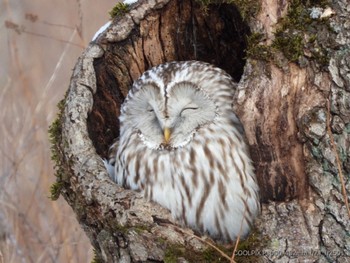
<box><xmin>202</xmin><ymin>246</ymin><xmax>231</xmax><ymax>262</ymax></box>
<box><xmin>309</xmin><ymin>46</ymin><xmax>330</xmax><ymax>68</ymax></box>
<box><xmin>277</xmin><ymin>0</ymin><xmax>313</xmax><ymax>32</ymax></box>
<box><xmin>163</xmin><ymin>228</ymin><xmax>269</xmax><ymax>263</ymax></box>
<box><xmin>163</xmin><ymin>242</ymin><xmax>230</xmax><ymax>263</ymax></box>
<box><xmin>48</xmin><ymin>99</ymin><xmax>65</xmax><ymax>163</ymax></box>
<box><xmin>113</xmin><ymin>223</ymin><xmax>151</xmax><ymax>236</ymax></box>
<box><xmin>246</xmin><ymin>33</ymin><xmax>272</xmax><ymax>61</ymax></box>
<box><xmin>231</xmin><ymin>0</ymin><xmax>261</xmax><ymax>19</ymax></box>
<box><xmin>195</xmin><ymin>0</ymin><xmax>260</xmax><ymax>20</ymax></box>
<box><xmin>109</xmin><ymin>3</ymin><xmax>129</xmax><ymax>19</ymax></box>
<box><xmin>113</xmin><ymin>224</ymin><xmax>129</xmax><ymax>235</ymax></box>
<box><xmin>103</xmin><ymin>223</ymin><xmax>269</xmax><ymax>262</ymax></box>
<box><xmin>133</xmin><ymin>224</ymin><xmax>150</xmax><ymax>234</ymax></box>
<box><xmin>163</xmin><ymin>243</ymin><xmax>224</xmax><ymax>263</ymax></box>
<box><xmin>91</xmin><ymin>249</ymin><xmax>103</xmax><ymax>263</ymax></box>
<box><xmin>271</xmin><ymin>0</ymin><xmax>331</xmax><ymax>66</ymax></box>
<box><xmin>272</xmin><ymin>32</ymin><xmax>303</xmax><ymax>63</ymax></box>
<box><xmin>49</xmin><ymin>182</ymin><xmax>64</xmax><ymax>201</ymax></box>
<box><xmin>48</xmin><ymin>98</ymin><xmax>66</xmax><ymax>200</ymax></box>
<box><xmin>234</xmin><ymin>229</ymin><xmax>270</xmax><ymax>263</ymax></box>
<box><xmin>156</xmin><ymin>237</ymin><xmax>167</xmax><ymax>244</ymax></box>
<box><xmin>244</xmin><ymin>0</ymin><xmax>333</xmax><ymax>67</ymax></box>
<box><xmin>164</xmin><ymin>245</ymin><xmax>186</xmax><ymax>263</ymax></box>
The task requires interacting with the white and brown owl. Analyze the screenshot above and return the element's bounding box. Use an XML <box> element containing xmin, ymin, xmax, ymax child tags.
<box><xmin>105</xmin><ymin>61</ymin><xmax>260</xmax><ymax>241</ymax></box>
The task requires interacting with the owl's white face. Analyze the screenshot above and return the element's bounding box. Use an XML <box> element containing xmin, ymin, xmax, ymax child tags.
<box><xmin>121</xmin><ymin>81</ymin><xmax>217</xmax><ymax>149</ymax></box>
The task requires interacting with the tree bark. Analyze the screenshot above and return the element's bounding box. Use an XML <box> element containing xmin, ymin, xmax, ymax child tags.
<box><xmin>50</xmin><ymin>0</ymin><xmax>350</xmax><ymax>262</ymax></box>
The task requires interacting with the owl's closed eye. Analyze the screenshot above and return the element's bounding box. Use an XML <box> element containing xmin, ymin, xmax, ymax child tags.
<box><xmin>122</xmin><ymin>81</ymin><xmax>217</xmax><ymax>149</ymax></box>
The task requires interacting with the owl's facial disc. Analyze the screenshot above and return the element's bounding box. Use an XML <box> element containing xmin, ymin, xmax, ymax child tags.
<box><xmin>163</xmin><ymin>82</ymin><xmax>217</xmax><ymax>148</ymax></box>
<box><xmin>123</xmin><ymin>82</ymin><xmax>216</xmax><ymax>149</ymax></box>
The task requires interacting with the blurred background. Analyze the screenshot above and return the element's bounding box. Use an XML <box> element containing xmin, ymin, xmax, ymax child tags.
<box><xmin>0</xmin><ymin>1</ymin><xmax>119</xmax><ymax>262</ymax></box>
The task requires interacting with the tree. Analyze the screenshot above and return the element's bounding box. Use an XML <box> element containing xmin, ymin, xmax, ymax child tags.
<box><xmin>49</xmin><ymin>0</ymin><xmax>350</xmax><ymax>262</ymax></box>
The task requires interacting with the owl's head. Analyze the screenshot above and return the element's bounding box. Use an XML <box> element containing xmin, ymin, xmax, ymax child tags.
<box><xmin>120</xmin><ymin>80</ymin><xmax>217</xmax><ymax>149</ymax></box>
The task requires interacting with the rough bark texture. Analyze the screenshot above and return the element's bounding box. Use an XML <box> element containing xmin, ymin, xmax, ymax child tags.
<box><xmin>51</xmin><ymin>0</ymin><xmax>350</xmax><ymax>262</ymax></box>
<box><xmin>238</xmin><ymin>1</ymin><xmax>350</xmax><ymax>262</ymax></box>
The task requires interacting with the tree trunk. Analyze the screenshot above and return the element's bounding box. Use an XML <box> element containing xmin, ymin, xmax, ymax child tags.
<box><xmin>50</xmin><ymin>0</ymin><xmax>350</xmax><ymax>262</ymax></box>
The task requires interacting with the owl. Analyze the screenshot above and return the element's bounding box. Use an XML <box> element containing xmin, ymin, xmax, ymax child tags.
<box><xmin>106</xmin><ymin>61</ymin><xmax>260</xmax><ymax>241</ymax></box>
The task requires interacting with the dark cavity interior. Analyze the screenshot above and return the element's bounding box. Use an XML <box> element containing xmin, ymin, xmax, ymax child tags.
<box><xmin>88</xmin><ymin>1</ymin><xmax>250</xmax><ymax>157</ymax></box>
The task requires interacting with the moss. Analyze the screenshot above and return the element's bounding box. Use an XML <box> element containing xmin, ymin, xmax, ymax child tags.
<box><xmin>272</xmin><ymin>32</ymin><xmax>304</xmax><ymax>63</ymax></box>
<box><xmin>234</xmin><ymin>229</ymin><xmax>270</xmax><ymax>263</ymax></box>
<box><xmin>48</xmin><ymin>99</ymin><xmax>65</xmax><ymax>163</ymax></box>
<box><xmin>309</xmin><ymin>47</ymin><xmax>329</xmax><ymax>68</ymax></box>
<box><xmin>163</xmin><ymin>242</ymin><xmax>230</xmax><ymax>263</ymax></box>
<box><xmin>164</xmin><ymin>245</ymin><xmax>186</xmax><ymax>263</ymax></box>
<box><xmin>156</xmin><ymin>237</ymin><xmax>167</xmax><ymax>244</ymax></box>
<box><xmin>109</xmin><ymin>3</ymin><xmax>129</xmax><ymax>19</ymax></box>
<box><xmin>133</xmin><ymin>224</ymin><xmax>151</xmax><ymax>234</ymax></box>
<box><xmin>91</xmin><ymin>249</ymin><xmax>103</xmax><ymax>263</ymax></box>
<box><xmin>163</xmin><ymin>228</ymin><xmax>269</xmax><ymax>263</ymax></box>
<box><xmin>230</xmin><ymin>0</ymin><xmax>261</xmax><ymax>20</ymax></box>
<box><xmin>197</xmin><ymin>228</ymin><xmax>271</xmax><ymax>263</ymax></box>
<box><xmin>277</xmin><ymin>0</ymin><xmax>313</xmax><ymax>32</ymax></box>
<box><xmin>244</xmin><ymin>0</ymin><xmax>333</xmax><ymax>67</ymax></box>
<box><xmin>49</xmin><ymin>182</ymin><xmax>64</xmax><ymax>201</ymax></box>
<box><xmin>113</xmin><ymin>222</ymin><xmax>268</xmax><ymax>262</ymax></box>
<box><xmin>113</xmin><ymin>224</ymin><xmax>129</xmax><ymax>235</ymax></box>
<box><xmin>48</xmin><ymin>98</ymin><xmax>66</xmax><ymax>200</ymax></box>
<box><xmin>246</xmin><ymin>33</ymin><xmax>272</xmax><ymax>61</ymax></box>
<box><xmin>195</xmin><ymin>0</ymin><xmax>260</xmax><ymax>20</ymax></box>
<box><xmin>163</xmin><ymin>243</ymin><xmax>224</xmax><ymax>263</ymax></box>
<box><xmin>271</xmin><ymin>0</ymin><xmax>332</xmax><ymax>66</ymax></box>
<box><xmin>202</xmin><ymin>246</ymin><xmax>231</xmax><ymax>262</ymax></box>
<box><xmin>113</xmin><ymin>223</ymin><xmax>151</xmax><ymax>236</ymax></box>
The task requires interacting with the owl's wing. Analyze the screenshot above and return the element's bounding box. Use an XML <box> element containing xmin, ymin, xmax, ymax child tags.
<box><xmin>103</xmin><ymin>138</ymin><xmax>119</xmax><ymax>181</ymax></box>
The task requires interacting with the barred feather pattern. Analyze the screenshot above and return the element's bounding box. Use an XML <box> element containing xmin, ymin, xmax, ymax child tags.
<box><xmin>108</xmin><ymin>61</ymin><xmax>260</xmax><ymax>241</ymax></box>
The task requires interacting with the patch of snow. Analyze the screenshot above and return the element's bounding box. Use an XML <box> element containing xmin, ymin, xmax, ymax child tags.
<box><xmin>92</xmin><ymin>21</ymin><xmax>111</xmax><ymax>41</ymax></box>
<box><xmin>124</xmin><ymin>0</ymin><xmax>138</xmax><ymax>4</ymax></box>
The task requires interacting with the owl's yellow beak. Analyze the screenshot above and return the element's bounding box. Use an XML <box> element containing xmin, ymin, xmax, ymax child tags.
<box><xmin>164</xmin><ymin>127</ymin><xmax>171</xmax><ymax>144</ymax></box>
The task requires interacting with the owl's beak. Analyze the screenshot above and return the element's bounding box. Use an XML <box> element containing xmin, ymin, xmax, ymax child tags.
<box><xmin>163</xmin><ymin>127</ymin><xmax>171</xmax><ymax>144</ymax></box>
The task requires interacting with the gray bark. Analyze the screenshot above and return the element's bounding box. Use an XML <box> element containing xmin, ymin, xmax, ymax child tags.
<box><xmin>51</xmin><ymin>0</ymin><xmax>350</xmax><ymax>262</ymax></box>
